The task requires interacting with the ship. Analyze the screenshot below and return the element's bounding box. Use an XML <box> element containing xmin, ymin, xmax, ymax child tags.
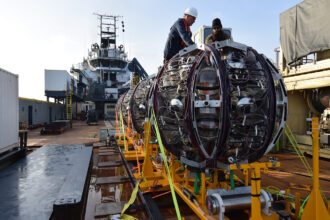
<box><xmin>45</xmin><ymin>13</ymin><xmax>148</xmax><ymax>120</ymax></box>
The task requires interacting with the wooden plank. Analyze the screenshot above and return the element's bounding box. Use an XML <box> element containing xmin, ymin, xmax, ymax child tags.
<box><xmin>88</xmin><ymin>122</ymin><xmax>98</xmax><ymax>126</ymax></box>
<box><xmin>93</xmin><ymin>142</ymin><xmax>106</xmax><ymax>148</ymax></box>
<box><xmin>99</xmin><ymin>149</ymin><xmax>119</xmax><ymax>152</ymax></box>
<box><xmin>98</xmin><ymin>150</ymin><xmax>119</xmax><ymax>153</ymax></box>
<box><xmin>98</xmin><ymin>148</ymin><xmax>112</xmax><ymax>151</ymax></box>
<box><xmin>98</xmin><ymin>148</ymin><xmax>119</xmax><ymax>152</ymax></box>
<box><xmin>99</xmin><ymin>157</ymin><xmax>121</xmax><ymax>162</ymax></box>
<box><xmin>98</xmin><ymin>152</ymin><xmax>120</xmax><ymax>156</ymax></box>
<box><xmin>95</xmin><ymin>201</ymin><xmax>127</xmax><ymax>217</ymax></box>
<box><xmin>96</xmin><ymin>176</ymin><xmax>130</xmax><ymax>185</ymax></box>
<box><xmin>98</xmin><ymin>161</ymin><xmax>123</xmax><ymax>167</ymax></box>
<box><xmin>99</xmin><ymin>147</ymin><xmax>118</xmax><ymax>151</ymax></box>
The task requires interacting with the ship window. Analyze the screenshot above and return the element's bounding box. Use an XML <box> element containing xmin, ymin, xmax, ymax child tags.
<box><xmin>110</xmin><ymin>60</ymin><xmax>127</xmax><ymax>68</ymax></box>
<box><xmin>103</xmin><ymin>50</ymin><xmax>108</xmax><ymax>57</ymax></box>
<box><xmin>104</xmin><ymin>72</ymin><xmax>109</xmax><ymax>81</ymax></box>
<box><xmin>110</xmin><ymin>72</ymin><xmax>116</xmax><ymax>81</ymax></box>
<box><xmin>90</xmin><ymin>60</ymin><xmax>98</xmax><ymax>68</ymax></box>
<box><xmin>101</xmin><ymin>60</ymin><xmax>110</xmax><ymax>67</ymax></box>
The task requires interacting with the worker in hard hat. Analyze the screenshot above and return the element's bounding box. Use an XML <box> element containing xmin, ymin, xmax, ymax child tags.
<box><xmin>163</xmin><ymin>7</ymin><xmax>197</xmax><ymax>63</ymax></box>
<box><xmin>205</xmin><ymin>18</ymin><xmax>230</xmax><ymax>43</ymax></box>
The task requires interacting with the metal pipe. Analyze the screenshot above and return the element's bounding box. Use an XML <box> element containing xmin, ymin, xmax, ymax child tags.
<box><xmin>206</xmin><ymin>187</ymin><xmax>272</xmax><ymax>218</ymax></box>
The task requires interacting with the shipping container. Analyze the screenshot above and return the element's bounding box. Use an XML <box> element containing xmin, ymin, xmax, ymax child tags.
<box><xmin>0</xmin><ymin>68</ymin><xmax>19</xmax><ymax>154</ymax></box>
<box><xmin>45</xmin><ymin>69</ymin><xmax>72</xmax><ymax>91</ymax></box>
<box><xmin>19</xmin><ymin>98</ymin><xmax>64</xmax><ymax>127</ymax></box>
<box><xmin>44</xmin><ymin>69</ymin><xmax>78</xmax><ymax>99</ymax></box>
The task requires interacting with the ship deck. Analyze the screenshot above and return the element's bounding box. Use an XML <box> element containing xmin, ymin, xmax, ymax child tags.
<box><xmin>24</xmin><ymin>120</ymin><xmax>330</xmax><ymax>219</ymax></box>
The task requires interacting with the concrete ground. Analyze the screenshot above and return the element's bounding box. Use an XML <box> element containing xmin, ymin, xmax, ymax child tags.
<box><xmin>27</xmin><ymin>120</ymin><xmax>108</xmax><ymax>147</ymax></box>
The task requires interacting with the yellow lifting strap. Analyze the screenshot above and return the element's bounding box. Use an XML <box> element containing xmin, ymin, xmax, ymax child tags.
<box><xmin>120</xmin><ymin>180</ymin><xmax>140</xmax><ymax>220</ymax></box>
<box><xmin>120</xmin><ymin>214</ymin><xmax>138</xmax><ymax>220</ymax></box>
<box><xmin>151</xmin><ymin>109</ymin><xmax>182</xmax><ymax>220</ymax></box>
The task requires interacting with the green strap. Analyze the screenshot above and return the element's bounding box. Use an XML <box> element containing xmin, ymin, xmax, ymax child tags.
<box><xmin>230</xmin><ymin>170</ymin><xmax>235</xmax><ymax>189</ymax></box>
<box><xmin>194</xmin><ymin>172</ymin><xmax>201</xmax><ymax>195</ymax></box>
<box><xmin>276</xmin><ymin>139</ymin><xmax>280</xmax><ymax>152</ymax></box>
<box><xmin>285</xmin><ymin>124</ymin><xmax>312</xmax><ymax>175</ymax></box>
<box><xmin>210</xmin><ymin>172</ymin><xmax>214</xmax><ymax>183</ymax></box>
<box><xmin>299</xmin><ymin>194</ymin><xmax>310</xmax><ymax>218</ymax></box>
<box><xmin>151</xmin><ymin>110</ymin><xmax>182</xmax><ymax>220</ymax></box>
<box><xmin>285</xmin><ymin>124</ymin><xmax>327</xmax><ymax>202</ymax></box>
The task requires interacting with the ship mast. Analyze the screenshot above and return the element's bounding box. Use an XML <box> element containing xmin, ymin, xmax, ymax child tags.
<box><xmin>93</xmin><ymin>13</ymin><xmax>122</xmax><ymax>49</ymax></box>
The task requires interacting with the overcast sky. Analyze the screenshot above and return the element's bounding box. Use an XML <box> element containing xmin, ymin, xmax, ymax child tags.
<box><xmin>0</xmin><ymin>0</ymin><xmax>302</xmax><ymax>100</ymax></box>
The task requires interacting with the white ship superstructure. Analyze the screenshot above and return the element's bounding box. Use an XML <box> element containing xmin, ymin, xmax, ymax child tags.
<box><xmin>45</xmin><ymin>14</ymin><xmax>148</xmax><ymax>118</ymax></box>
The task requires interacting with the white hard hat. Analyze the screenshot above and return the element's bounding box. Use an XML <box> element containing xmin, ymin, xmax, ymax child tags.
<box><xmin>184</xmin><ymin>7</ymin><xmax>198</xmax><ymax>18</ymax></box>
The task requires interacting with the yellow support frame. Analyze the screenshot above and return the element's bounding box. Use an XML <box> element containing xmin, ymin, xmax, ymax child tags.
<box><xmin>122</xmin><ymin>125</ymin><xmax>144</xmax><ymax>161</ymax></box>
<box><xmin>122</xmin><ymin>117</ymin><xmax>284</xmax><ymax>219</ymax></box>
<box><xmin>116</xmin><ymin>110</ymin><xmax>145</xmax><ymax>161</ymax></box>
<box><xmin>165</xmin><ymin>160</ymin><xmax>280</xmax><ymax>220</ymax></box>
<box><xmin>301</xmin><ymin>117</ymin><xmax>330</xmax><ymax>220</ymax></box>
<box><xmin>132</xmin><ymin>120</ymin><xmax>282</xmax><ymax>219</ymax></box>
<box><xmin>230</xmin><ymin>163</ymin><xmax>280</xmax><ymax>220</ymax></box>
<box><xmin>134</xmin><ymin>121</ymin><xmax>169</xmax><ymax>192</ymax></box>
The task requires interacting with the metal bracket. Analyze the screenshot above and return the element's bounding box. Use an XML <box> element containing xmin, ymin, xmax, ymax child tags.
<box><xmin>194</xmin><ymin>100</ymin><xmax>221</xmax><ymax>108</ymax></box>
<box><xmin>214</xmin><ymin>40</ymin><xmax>248</xmax><ymax>52</ymax></box>
<box><xmin>179</xmin><ymin>43</ymin><xmax>205</xmax><ymax>57</ymax></box>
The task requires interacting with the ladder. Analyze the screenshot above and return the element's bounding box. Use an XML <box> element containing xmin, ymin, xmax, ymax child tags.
<box><xmin>65</xmin><ymin>89</ymin><xmax>72</xmax><ymax>120</ymax></box>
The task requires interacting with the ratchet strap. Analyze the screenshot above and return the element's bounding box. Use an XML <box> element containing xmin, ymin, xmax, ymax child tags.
<box><xmin>151</xmin><ymin>109</ymin><xmax>182</xmax><ymax>220</ymax></box>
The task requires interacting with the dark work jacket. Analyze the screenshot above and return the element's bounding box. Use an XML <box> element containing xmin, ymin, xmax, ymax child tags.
<box><xmin>205</xmin><ymin>31</ymin><xmax>230</xmax><ymax>43</ymax></box>
<box><xmin>164</xmin><ymin>18</ymin><xmax>194</xmax><ymax>61</ymax></box>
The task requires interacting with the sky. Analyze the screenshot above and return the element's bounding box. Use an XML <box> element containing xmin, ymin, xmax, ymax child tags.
<box><xmin>0</xmin><ymin>0</ymin><xmax>302</xmax><ymax>100</ymax></box>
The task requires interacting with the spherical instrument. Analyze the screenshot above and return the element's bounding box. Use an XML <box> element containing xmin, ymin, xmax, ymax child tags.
<box><xmin>116</xmin><ymin>41</ymin><xmax>287</xmax><ymax>169</ymax></box>
<box><xmin>152</xmin><ymin>41</ymin><xmax>287</xmax><ymax>168</ymax></box>
<box><xmin>129</xmin><ymin>78</ymin><xmax>155</xmax><ymax>134</ymax></box>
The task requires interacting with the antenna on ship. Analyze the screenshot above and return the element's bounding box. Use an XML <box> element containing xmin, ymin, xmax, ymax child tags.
<box><xmin>93</xmin><ymin>13</ymin><xmax>123</xmax><ymax>50</ymax></box>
